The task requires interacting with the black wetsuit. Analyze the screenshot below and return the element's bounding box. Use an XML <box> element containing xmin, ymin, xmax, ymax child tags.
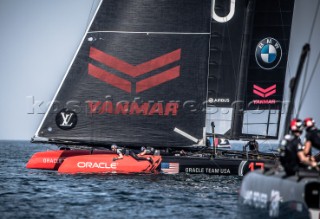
<box><xmin>144</xmin><ymin>147</ymin><xmax>155</xmax><ymax>155</ymax></box>
<box><xmin>305</xmin><ymin>127</ymin><xmax>320</xmax><ymax>150</ymax></box>
<box><xmin>243</xmin><ymin>140</ymin><xmax>259</xmax><ymax>152</ymax></box>
<box><xmin>118</xmin><ymin>148</ymin><xmax>152</xmax><ymax>163</ymax></box>
<box><xmin>280</xmin><ymin>134</ymin><xmax>304</xmax><ymax>176</ymax></box>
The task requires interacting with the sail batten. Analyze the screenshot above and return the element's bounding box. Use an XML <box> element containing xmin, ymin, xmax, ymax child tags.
<box><xmin>88</xmin><ymin>31</ymin><xmax>211</xmax><ymax>35</ymax></box>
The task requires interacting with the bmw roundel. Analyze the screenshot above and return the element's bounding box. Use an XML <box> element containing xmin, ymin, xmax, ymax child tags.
<box><xmin>255</xmin><ymin>37</ymin><xmax>282</xmax><ymax>70</ymax></box>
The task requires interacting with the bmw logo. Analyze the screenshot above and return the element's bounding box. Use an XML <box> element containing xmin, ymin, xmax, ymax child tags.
<box><xmin>255</xmin><ymin>37</ymin><xmax>282</xmax><ymax>70</ymax></box>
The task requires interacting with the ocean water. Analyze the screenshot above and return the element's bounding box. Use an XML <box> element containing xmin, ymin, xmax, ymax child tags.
<box><xmin>0</xmin><ymin>141</ymin><xmax>277</xmax><ymax>219</ymax></box>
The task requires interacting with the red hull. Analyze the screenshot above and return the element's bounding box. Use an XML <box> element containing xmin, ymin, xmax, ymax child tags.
<box><xmin>58</xmin><ymin>154</ymin><xmax>162</xmax><ymax>174</ymax></box>
<box><xmin>26</xmin><ymin>150</ymin><xmax>112</xmax><ymax>170</ymax></box>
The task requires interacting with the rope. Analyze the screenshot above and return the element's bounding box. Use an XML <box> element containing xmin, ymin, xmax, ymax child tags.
<box><xmin>299</xmin><ymin>50</ymin><xmax>320</xmax><ymax>107</ymax></box>
<box><xmin>296</xmin><ymin>1</ymin><xmax>320</xmax><ymax>116</ymax></box>
<box><xmin>87</xmin><ymin>0</ymin><xmax>97</xmax><ymax>27</ymax></box>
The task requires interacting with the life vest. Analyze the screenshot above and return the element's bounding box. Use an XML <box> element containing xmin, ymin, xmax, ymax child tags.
<box><xmin>306</xmin><ymin>127</ymin><xmax>320</xmax><ymax>150</ymax></box>
<box><xmin>279</xmin><ymin>134</ymin><xmax>303</xmax><ymax>175</ymax></box>
<box><xmin>141</xmin><ymin>147</ymin><xmax>155</xmax><ymax>155</ymax></box>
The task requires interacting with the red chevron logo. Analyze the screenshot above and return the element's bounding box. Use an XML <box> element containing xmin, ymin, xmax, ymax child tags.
<box><xmin>88</xmin><ymin>47</ymin><xmax>181</xmax><ymax>93</ymax></box>
<box><xmin>253</xmin><ymin>84</ymin><xmax>276</xmax><ymax>98</ymax></box>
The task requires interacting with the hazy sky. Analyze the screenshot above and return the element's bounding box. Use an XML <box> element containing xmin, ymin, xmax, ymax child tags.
<box><xmin>0</xmin><ymin>0</ymin><xmax>319</xmax><ymax>140</ymax></box>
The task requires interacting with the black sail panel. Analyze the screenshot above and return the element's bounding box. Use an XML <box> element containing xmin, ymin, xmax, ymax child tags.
<box><xmin>34</xmin><ymin>0</ymin><xmax>211</xmax><ymax>147</ymax></box>
<box><xmin>239</xmin><ymin>0</ymin><xmax>295</xmax><ymax>138</ymax></box>
<box><xmin>207</xmin><ymin>0</ymin><xmax>247</xmax><ymax>136</ymax></box>
<box><xmin>208</xmin><ymin>0</ymin><xmax>246</xmax><ymax>107</ymax></box>
<box><xmin>206</xmin><ymin>0</ymin><xmax>295</xmax><ymax>139</ymax></box>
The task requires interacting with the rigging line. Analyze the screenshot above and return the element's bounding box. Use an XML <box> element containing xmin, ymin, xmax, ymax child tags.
<box><xmin>296</xmin><ymin>1</ymin><xmax>320</xmax><ymax>116</ymax></box>
<box><xmin>298</xmin><ymin>49</ymin><xmax>320</xmax><ymax>109</ymax></box>
<box><xmin>226</xmin><ymin>13</ymin><xmax>238</xmax><ymax>97</ymax></box>
<box><xmin>34</xmin><ymin>0</ymin><xmax>104</xmax><ymax>137</ymax></box>
<box><xmin>205</xmin><ymin>17</ymin><xmax>213</xmax><ymax>125</ymax></box>
<box><xmin>307</xmin><ymin>0</ymin><xmax>320</xmax><ymax>43</ymax></box>
<box><xmin>277</xmin><ymin>0</ymin><xmax>291</xmax><ymax>77</ymax></box>
<box><xmin>296</xmin><ymin>53</ymin><xmax>310</xmax><ymax>117</ymax></box>
<box><xmin>86</xmin><ymin>0</ymin><xmax>97</xmax><ymax>28</ymax></box>
<box><xmin>277</xmin><ymin>0</ymin><xmax>292</xmax><ymax>138</ymax></box>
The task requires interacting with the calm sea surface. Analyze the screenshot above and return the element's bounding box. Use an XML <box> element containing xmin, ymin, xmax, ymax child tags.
<box><xmin>0</xmin><ymin>141</ymin><xmax>278</xmax><ymax>219</ymax></box>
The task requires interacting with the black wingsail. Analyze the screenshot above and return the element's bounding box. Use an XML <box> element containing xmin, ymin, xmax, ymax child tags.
<box><xmin>33</xmin><ymin>0</ymin><xmax>211</xmax><ymax>147</ymax></box>
<box><xmin>33</xmin><ymin>0</ymin><xmax>295</xmax><ymax>147</ymax></box>
<box><xmin>207</xmin><ymin>0</ymin><xmax>295</xmax><ymax>140</ymax></box>
<box><xmin>235</xmin><ymin>0</ymin><xmax>295</xmax><ymax>139</ymax></box>
<box><xmin>207</xmin><ymin>0</ymin><xmax>247</xmax><ymax>136</ymax></box>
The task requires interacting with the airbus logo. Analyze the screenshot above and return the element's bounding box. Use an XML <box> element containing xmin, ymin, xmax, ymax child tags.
<box><xmin>88</xmin><ymin>47</ymin><xmax>181</xmax><ymax>94</ymax></box>
<box><xmin>208</xmin><ymin>98</ymin><xmax>230</xmax><ymax>103</ymax></box>
<box><xmin>255</xmin><ymin>37</ymin><xmax>282</xmax><ymax>70</ymax></box>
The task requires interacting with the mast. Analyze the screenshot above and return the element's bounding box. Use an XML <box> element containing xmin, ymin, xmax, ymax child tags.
<box><xmin>230</xmin><ymin>0</ymin><xmax>255</xmax><ymax>139</ymax></box>
<box><xmin>283</xmin><ymin>44</ymin><xmax>310</xmax><ymax>136</ymax></box>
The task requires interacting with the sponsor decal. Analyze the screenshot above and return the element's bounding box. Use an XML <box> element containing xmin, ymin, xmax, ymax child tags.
<box><xmin>255</xmin><ymin>37</ymin><xmax>282</xmax><ymax>70</ymax></box>
<box><xmin>248</xmin><ymin>162</ymin><xmax>265</xmax><ymax>171</ymax></box>
<box><xmin>56</xmin><ymin>108</ymin><xmax>77</xmax><ymax>130</ymax></box>
<box><xmin>87</xmin><ymin>101</ymin><xmax>179</xmax><ymax>116</ymax></box>
<box><xmin>243</xmin><ymin>190</ymin><xmax>268</xmax><ymax>209</ymax></box>
<box><xmin>212</xmin><ymin>0</ymin><xmax>236</xmax><ymax>23</ymax></box>
<box><xmin>77</xmin><ymin>162</ymin><xmax>117</xmax><ymax>169</ymax></box>
<box><xmin>208</xmin><ymin>98</ymin><xmax>230</xmax><ymax>104</ymax></box>
<box><xmin>88</xmin><ymin>47</ymin><xmax>181</xmax><ymax>93</ymax></box>
<box><xmin>253</xmin><ymin>84</ymin><xmax>277</xmax><ymax>105</ymax></box>
<box><xmin>185</xmin><ymin>168</ymin><xmax>230</xmax><ymax>174</ymax></box>
<box><xmin>269</xmin><ymin>190</ymin><xmax>280</xmax><ymax>217</ymax></box>
<box><xmin>161</xmin><ymin>162</ymin><xmax>179</xmax><ymax>174</ymax></box>
<box><xmin>253</xmin><ymin>84</ymin><xmax>276</xmax><ymax>98</ymax></box>
<box><xmin>43</xmin><ymin>158</ymin><xmax>64</xmax><ymax>164</ymax></box>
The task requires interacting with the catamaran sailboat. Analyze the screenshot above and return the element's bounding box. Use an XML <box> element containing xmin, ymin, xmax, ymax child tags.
<box><xmin>27</xmin><ymin>0</ymin><xmax>294</xmax><ymax>174</ymax></box>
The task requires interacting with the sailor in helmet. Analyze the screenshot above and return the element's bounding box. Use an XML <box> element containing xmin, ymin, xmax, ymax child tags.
<box><xmin>138</xmin><ymin>146</ymin><xmax>155</xmax><ymax>156</ymax></box>
<box><xmin>243</xmin><ymin>139</ymin><xmax>259</xmax><ymax>153</ymax></box>
<box><xmin>138</xmin><ymin>146</ymin><xmax>154</xmax><ymax>163</ymax></box>
<box><xmin>303</xmin><ymin>117</ymin><xmax>320</xmax><ymax>162</ymax></box>
<box><xmin>279</xmin><ymin>119</ymin><xmax>318</xmax><ymax>176</ymax></box>
<box><xmin>111</xmin><ymin>144</ymin><xmax>124</xmax><ymax>161</ymax></box>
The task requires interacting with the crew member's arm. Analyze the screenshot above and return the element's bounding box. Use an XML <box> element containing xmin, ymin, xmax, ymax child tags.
<box><xmin>304</xmin><ymin>140</ymin><xmax>312</xmax><ymax>156</ymax></box>
<box><xmin>138</xmin><ymin>150</ymin><xmax>146</xmax><ymax>156</ymax></box>
<box><xmin>113</xmin><ymin>150</ymin><xmax>124</xmax><ymax>161</ymax></box>
<box><xmin>243</xmin><ymin>143</ymin><xmax>249</xmax><ymax>151</ymax></box>
<box><xmin>297</xmin><ymin>151</ymin><xmax>317</xmax><ymax>167</ymax></box>
<box><xmin>118</xmin><ymin>152</ymin><xmax>123</xmax><ymax>159</ymax></box>
<box><xmin>304</xmin><ymin>140</ymin><xmax>316</xmax><ymax>162</ymax></box>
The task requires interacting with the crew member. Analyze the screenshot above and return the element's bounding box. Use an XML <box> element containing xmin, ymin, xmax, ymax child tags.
<box><xmin>138</xmin><ymin>146</ymin><xmax>154</xmax><ymax>163</ymax></box>
<box><xmin>243</xmin><ymin>139</ymin><xmax>259</xmax><ymax>153</ymax></box>
<box><xmin>138</xmin><ymin>146</ymin><xmax>155</xmax><ymax>156</ymax></box>
<box><xmin>279</xmin><ymin>119</ymin><xmax>318</xmax><ymax>176</ymax></box>
<box><xmin>111</xmin><ymin>144</ymin><xmax>123</xmax><ymax>161</ymax></box>
<box><xmin>303</xmin><ymin>117</ymin><xmax>320</xmax><ymax>161</ymax></box>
